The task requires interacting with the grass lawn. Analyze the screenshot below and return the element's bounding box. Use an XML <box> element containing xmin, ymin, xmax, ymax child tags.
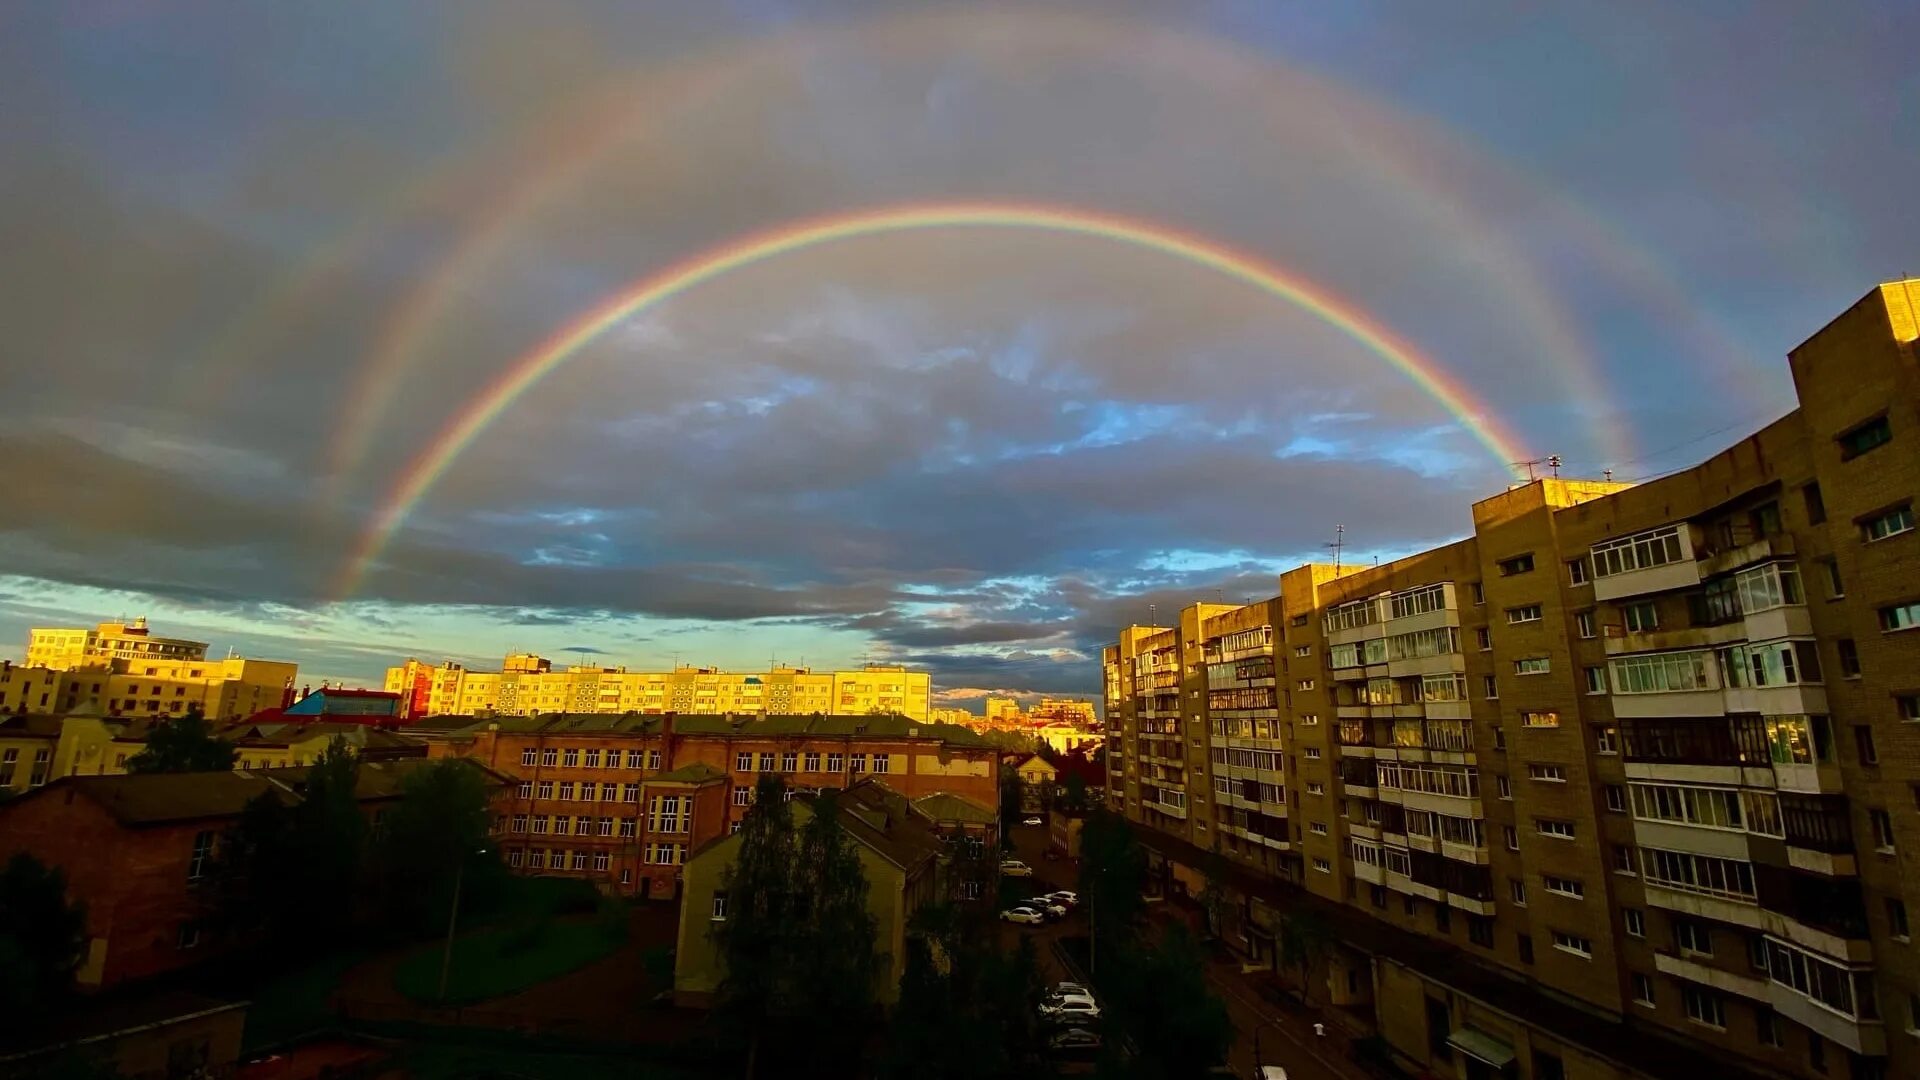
<box><xmin>392</xmin><ymin>917</ymin><xmax>626</xmax><ymax>1005</ymax></box>
<box><xmin>243</xmin><ymin>948</ymin><xmax>368</xmax><ymax>1049</ymax></box>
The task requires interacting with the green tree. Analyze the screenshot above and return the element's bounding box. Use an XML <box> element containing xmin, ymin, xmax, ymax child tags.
<box><xmin>370</xmin><ymin>758</ymin><xmax>501</xmax><ymax>936</ymax></box>
<box><xmin>881</xmin><ymin>904</ymin><xmax>1047</xmax><ymax>1080</ymax></box>
<box><xmin>286</xmin><ymin>737</ymin><xmax>368</xmax><ymax>937</ymax></box>
<box><xmin>712</xmin><ymin>772</ymin><xmax>797</xmax><ymax>1078</ymax></box>
<box><xmin>0</xmin><ymin>853</ymin><xmax>87</xmax><ymax>1020</ymax></box>
<box><xmin>997</xmin><ymin>765</ymin><xmax>1022</xmax><ymax>850</ymax></box>
<box><xmin>125</xmin><ymin>707</ymin><xmax>235</xmax><ymax>773</ymax></box>
<box><xmin>1277</xmin><ymin>909</ymin><xmax>1331</xmax><ymax>1007</ymax></box>
<box><xmin>1114</xmin><ymin>923</ymin><xmax>1233</xmax><ymax>1080</ymax></box>
<box><xmin>791</xmin><ymin>794</ymin><xmax>879</xmax><ymax>1056</ymax></box>
<box><xmin>1077</xmin><ymin>807</ymin><xmax>1146</xmax><ymax>971</ymax></box>
<box><xmin>1061</xmin><ymin>772</ymin><xmax>1090</xmax><ymax>814</ymax></box>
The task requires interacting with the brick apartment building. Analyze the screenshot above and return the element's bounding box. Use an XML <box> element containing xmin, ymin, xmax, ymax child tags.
<box><xmin>1099</xmin><ymin>279</ymin><xmax>1920</xmax><ymax>1080</ymax></box>
<box><xmin>0</xmin><ymin>760</ymin><xmax>507</xmax><ymax>989</ymax></box>
<box><xmin>425</xmin><ymin>711</ymin><xmax>1000</xmax><ymax>899</ymax></box>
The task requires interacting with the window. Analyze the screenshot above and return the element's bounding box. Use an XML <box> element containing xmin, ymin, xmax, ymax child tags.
<box><xmin>1683</xmin><ymin>986</ymin><xmax>1726</xmax><ymax>1029</ymax></box>
<box><xmin>1492</xmin><ymin>727</ymin><xmax>1506</xmax><ymax>750</ymax></box>
<box><xmin>758</xmin><ymin>752</ymin><xmax>775</xmax><ymax>772</ymax></box>
<box><xmin>1504</xmin><ymin>825</ymin><xmax>1520</xmax><ymax>851</ymax></box>
<box><xmin>1310</xmin><ymin>821</ymin><xmax>1328</xmax><ymax>835</ymax></box>
<box><xmin>562</xmin><ymin>749</ymin><xmax>579</xmax><ymax>768</ymax></box>
<box><xmin>648</xmin><ymin>749</ymin><xmax>662</xmax><ymax>769</ymax></box>
<box><xmin>511</xmin><ymin>814</ymin><xmax>527</xmax><ymax>833</ymax></box>
<box><xmin>520</xmin><ymin>748</ymin><xmax>537</xmax><ymax>766</ymax></box>
<box><xmin>1496</xmin><ymin>776</ymin><xmax>1512</xmax><ymax>799</ymax></box>
<box><xmin>1470</xmin><ymin>582</ymin><xmax>1485</xmax><ymax>604</ymax></box>
<box><xmin>711</xmin><ymin>892</ymin><xmax>729</xmax><ymax>921</ymax></box>
<box><xmin>527</xmin><ymin>849</ymin><xmax>546</xmax><ymax>869</ymax></box>
<box><xmin>1593</xmin><ymin>725</ymin><xmax>1618</xmax><ymax>755</ymax></box>
<box><xmin>732</xmin><ymin>788</ymin><xmax>752</xmax><ymax>806</ymax></box>
<box><xmin>1675</xmin><ymin>919</ymin><xmax>1713</xmax><ymax>956</ymax></box>
<box><xmin>849</xmin><ymin>752</ymin><xmax>867</xmax><ymax>773</ymax></box>
<box><xmin>592</xmin><ymin>851</ymin><xmax>609</xmax><ymax>872</ymax></box>
<box><xmin>649</xmin><ymin>795</ymin><xmax>687</xmax><ymax>834</ymax></box>
<box><xmin>1800</xmin><ymin>482</ymin><xmax>1827</xmax><ymax>524</ymax></box>
<box><xmin>872</xmin><ymin>753</ymin><xmax>891</xmax><ymax>774</ymax></box>
<box><xmin>1816</xmin><ymin>559</ymin><xmax>1844</xmax><ymax>601</ymax></box>
<box><xmin>571</xmin><ymin>851</ymin><xmax>589</xmax><ymax>870</ymax></box>
<box><xmin>736</xmin><ymin>752</ymin><xmax>754</xmax><ymax>771</ymax></box>
<box><xmin>1622</xmin><ymin>601</ymin><xmax>1659</xmax><ymax>633</ymax></box>
<box><xmin>541</xmin><ymin>748</ymin><xmax>558</xmax><ymax>768</ymax></box>
<box><xmin>508</xmin><ymin>848</ymin><xmax>524</xmax><ymax>868</ymax></box>
<box><xmin>1640</xmin><ymin>848</ymin><xmax>1756</xmax><ymax>901</ymax></box>
<box><xmin>1507</xmin><ymin>604</ymin><xmax>1543</xmax><ymax>625</ymax></box>
<box><xmin>178</xmin><ymin>923</ymin><xmax>202</xmax><ymax>950</ymax></box>
<box><xmin>1815</xmin><ymin>641</ymin><xmax>1869</xmax><ymax>693</ymax></box>
<box><xmin>1886</xmin><ymin>897</ymin><xmax>1909</xmax><ymax>940</ymax></box>
<box><xmin>1305</xmin><ymin>747</ymin><xmax>1321</xmax><ymax>760</ymax></box>
<box><xmin>827</xmin><ymin>753</ymin><xmax>844</xmax><ymax>772</ymax></box>
<box><xmin>1568</xmin><ymin>558</ymin><xmax>1590</xmax><ymax>586</ymax></box>
<box><xmin>557</xmin><ymin>782</ymin><xmax>575</xmax><ymax>801</ymax></box>
<box><xmin>1624</xmin><ymin>908</ymin><xmax>1644</xmax><ymax>937</ymax></box>
<box><xmin>530</xmin><ymin>815</ymin><xmax>549</xmax><ymax>834</ymax></box>
<box><xmin>1756</xmin><ymin>1007</ymin><xmax>1782</xmax><ymax>1047</ymax></box>
<box><xmin>1544</xmin><ymin>876</ymin><xmax>1584</xmax><ymax>899</ymax></box>
<box><xmin>517</xmin><ymin>781</ymin><xmax>533</xmax><ymax>799</ymax></box>
<box><xmin>1520</xmin><ymin>710</ymin><xmax>1559</xmax><ymax>729</ymax></box>
<box><xmin>1498</xmin><ymin>553</ymin><xmax>1535</xmax><ymax>576</ymax></box>
<box><xmin>1313</xmin><ymin>858</ymin><xmax>1331</xmax><ymax>874</ymax></box>
<box><xmin>1475</xmin><ymin>627</ymin><xmax>1492</xmax><ymax>651</ymax></box>
<box><xmin>1838</xmin><ymin>414</ymin><xmax>1892</xmax><ymax>460</ymax></box>
<box><xmin>1514</xmin><ymin>657</ymin><xmax>1550</xmax><ymax>676</ymax></box>
<box><xmin>188</xmin><ymin>830</ymin><xmax>214</xmax><ymax>882</ymax></box>
<box><xmin>1551</xmin><ymin>931</ymin><xmax>1593</xmax><ymax>958</ymax></box>
<box><xmin>1862</xmin><ymin>504</ymin><xmax>1915</xmax><ymax>542</ymax></box>
<box><xmin>583</xmin><ymin>749</ymin><xmax>601</xmax><ymax>768</ymax></box>
<box><xmin>1610</xmin><ymin>650</ymin><xmax>1713</xmax><ymax>694</ymax></box>
<box><xmin>623</xmin><ymin>782</ymin><xmax>640</xmax><ymax>803</ymax></box>
<box><xmin>1604</xmin><ymin>784</ymin><xmax>1627</xmax><ymax>812</ymax></box>
<box><xmin>1904</xmin><ymin>695</ymin><xmax>1920</xmax><ymax>722</ymax></box>
<box><xmin>1306</xmin><ymin>782</ymin><xmax>1324</xmax><ymax>795</ymax></box>
<box><xmin>961</xmin><ymin>880</ymin><xmax>983</xmax><ymax>901</ymax></box>
<box><xmin>1298</xmin><ymin>678</ymin><xmax>1316</xmax><ymax>691</ymax></box>
<box><xmin>1537</xmin><ymin>818</ymin><xmax>1575</xmax><ymax>839</ymax></box>
<box><xmin>1510</xmin><ymin>878</ymin><xmax>1528</xmax><ymax>905</ymax></box>
<box><xmin>1856</xmin><ymin>725</ymin><xmax>1879</xmax><ymax>765</ymax></box>
<box><xmin>1467</xmin><ymin>915</ymin><xmax>1494</xmax><ymax>947</ymax></box>
<box><xmin>575</xmin><ymin>816</ymin><xmax>592</xmax><ymax>836</ymax></box>
<box><xmin>1591</xmin><ymin>526</ymin><xmax>1684</xmax><ymax>578</ymax></box>
<box><xmin>625</xmin><ymin>749</ymin><xmax>644</xmax><ymax>768</ymax></box>
<box><xmin>1632</xmin><ymin>973</ymin><xmax>1655</xmax><ymax>1005</ymax></box>
<box><xmin>804</xmin><ymin>751</ymin><xmax>821</xmax><ymax>772</ymax></box>
<box><xmin>781</xmin><ymin>751</ymin><xmax>797</xmax><ymax>772</ymax></box>
<box><xmin>1880</xmin><ymin>601</ymin><xmax>1920</xmax><ymax>632</ymax></box>
<box><xmin>1482</xmin><ymin>675</ymin><xmax>1499</xmax><ymax>699</ymax></box>
<box><xmin>1528</xmin><ymin>763</ymin><xmax>1565</xmax><ymax>783</ymax></box>
<box><xmin>620</xmin><ymin>818</ymin><xmax>637</xmax><ymax>838</ymax></box>
<box><xmin>1871</xmin><ymin>809</ymin><xmax>1895</xmax><ymax>851</ymax></box>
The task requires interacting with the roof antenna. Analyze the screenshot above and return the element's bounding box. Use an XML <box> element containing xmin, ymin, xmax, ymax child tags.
<box><xmin>1514</xmin><ymin>455</ymin><xmax>1562</xmax><ymax>482</ymax></box>
<box><xmin>1604</xmin><ymin>468</ymin><xmax>1614</xmax><ymax>482</ymax></box>
<box><xmin>1325</xmin><ymin>524</ymin><xmax>1345</xmax><ymax>573</ymax></box>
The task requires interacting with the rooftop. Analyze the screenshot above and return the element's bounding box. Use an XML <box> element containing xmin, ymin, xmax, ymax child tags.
<box><xmin>432</xmin><ymin>712</ymin><xmax>993</xmax><ymax>747</ymax></box>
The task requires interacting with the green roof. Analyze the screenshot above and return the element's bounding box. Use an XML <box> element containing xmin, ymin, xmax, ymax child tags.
<box><xmin>652</xmin><ymin>762</ymin><xmax>726</xmax><ymax>784</ymax></box>
<box><xmin>911</xmin><ymin>792</ymin><xmax>996</xmax><ymax>825</ymax></box>
<box><xmin>429</xmin><ymin>712</ymin><xmax>991</xmax><ymax>747</ymax></box>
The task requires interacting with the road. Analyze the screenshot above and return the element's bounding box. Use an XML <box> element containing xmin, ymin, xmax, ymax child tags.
<box><xmin>1001</xmin><ymin>824</ymin><xmax>1361</xmax><ymax>1080</ymax></box>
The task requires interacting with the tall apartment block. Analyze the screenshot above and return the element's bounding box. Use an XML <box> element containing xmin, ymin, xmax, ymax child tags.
<box><xmin>1099</xmin><ymin>280</ymin><xmax>1920</xmax><ymax>1080</ymax></box>
<box><xmin>385</xmin><ymin>657</ymin><xmax>932</xmax><ymax>721</ymax></box>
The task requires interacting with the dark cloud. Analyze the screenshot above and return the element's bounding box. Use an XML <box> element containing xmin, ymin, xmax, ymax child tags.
<box><xmin>1</xmin><ymin>2</ymin><xmax>1914</xmax><ymax>692</ymax></box>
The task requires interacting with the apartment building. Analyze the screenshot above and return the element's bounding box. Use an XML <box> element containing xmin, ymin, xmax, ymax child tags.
<box><xmin>26</xmin><ymin>618</ymin><xmax>207</xmax><ymax>669</ymax></box>
<box><xmin>1098</xmin><ymin>279</ymin><xmax>1920</xmax><ymax>1080</ymax></box>
<box><xmin>425</xmin><ymin>712</ymin><xmax>998</xmax><ymax>899</ymax></box>
<box><xmin>385</xmin><ymin>657</ymin><xmax>932</xmax><ymax>721</ymax></box>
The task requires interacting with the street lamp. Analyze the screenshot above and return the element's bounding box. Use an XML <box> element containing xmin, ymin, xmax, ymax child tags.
<box><xmin>438</xmin><ymin>844</ymin><xmax>491</xmax><ymax>1003</ymax></box>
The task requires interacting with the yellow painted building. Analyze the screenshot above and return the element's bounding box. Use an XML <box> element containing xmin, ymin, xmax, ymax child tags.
<box><xmin>26</xmin><ymin>618</ymin><xmax>207</xmax><ymax>668</ymax></box>
<box><xmin>387</xmin><ymin>658</ymin><xmax>932</xmax><ymax>721</ymax></box>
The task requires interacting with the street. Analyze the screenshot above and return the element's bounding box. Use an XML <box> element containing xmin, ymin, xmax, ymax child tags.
<box><xmin>1002</xmin><ymin>824</ymin><xmax>1361</xmax><ymax>1080</ymax></box>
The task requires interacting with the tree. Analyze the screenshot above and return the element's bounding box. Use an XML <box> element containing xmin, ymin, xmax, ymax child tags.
<box><xmin>997</xmin><ymin>765</ymin><xmax>1022</xmax><ymax>851</ymax></box>
<box><xmin>1077</xmin><ymin>807</ymin><xmax>1146</xmax><ymax>971</ymax></box>
<box><xmin>369</xmin><ymin>758</ymin><xmax>501</xmax><ymax>936</ymax></box>
<box><xmin>1119</xmin><ymin>922</ymin><xmax>1233</xmax><ymax>1079</ymax></box>
<box><xmin>790</xmin><ymin>794</ymin><xmax>879</xmax><ymax>1056</ymax></box>
<box><xmin>215</xmin><ymin>737</ymin><xmax>367</xmax><ymax>947</ymax></box>
<box><xmin>1061</xmin><ymin>772</ymin><xmax>1089</xmax><ymax>815</ymax></box>
<box><xmin>1277</xmin><ymin>908</ymin><xmax>1332</xmax><ymax>1007</ymax></box>
<box><xmin>126</xmin><ymin>707</ymin><xmax>235</xmax><ymax>773</ymax></box>
<box><xmin>712</xmin><ymin>772</ymin><xmax>797</xmax><ymax>1078</ymax></box>
<box><xmin>881</xmin><ymin>904</ymin><xmax>1048</xmax><ymax>1080</ymax></box>
<box><xmin>0</xmin><ymin>853</ymin><xmax>86</xmax><ymax>1020</ymax></box>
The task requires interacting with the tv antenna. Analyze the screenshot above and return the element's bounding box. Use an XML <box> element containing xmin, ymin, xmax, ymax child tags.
<box><xmin>1325</xmin><ymin>524</ymin><xmax>1346</xmax><ymax>572</ymax></box>
<box><xmin>1514</xmin><ymin>455</ymin><xmax>1563</xmax><ymax>481</ymax></box>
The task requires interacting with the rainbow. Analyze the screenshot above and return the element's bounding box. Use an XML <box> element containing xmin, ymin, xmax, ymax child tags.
<box><xmin>335</xmin><ymin>202</ymin><xmax>1532</xmax><ymax>599</ymax></box>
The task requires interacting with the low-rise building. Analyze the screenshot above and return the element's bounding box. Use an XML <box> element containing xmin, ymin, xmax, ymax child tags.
<box><xmin>1008</xmin><ymin>753</ymin><xmax>1058</xmax><ymax>813</ymax></box>
<box><xmin>673</xmin><ymin>779</ymin><xmax>971</xmax><ymax>1007</ymax></box>
<box><xmin>0</xmin><ymin>759</ymin><xmax>506</xmax><ymax>989</ymax></box>
<box><xmin>425</xmin><ymin>712</ymin><xmax>999</xmax><ymax>900</ymax></box>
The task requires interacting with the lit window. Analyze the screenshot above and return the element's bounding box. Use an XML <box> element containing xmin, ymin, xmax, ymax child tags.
<box><xmin>1520</xmin><ymin>711</ymin><xmax>1559</xmax><ymax>728</ymax></box>
<box><xmin>1514</xmin><ymin>658</ymin><xmax>1550</xmax><ymax>676</ymax></box>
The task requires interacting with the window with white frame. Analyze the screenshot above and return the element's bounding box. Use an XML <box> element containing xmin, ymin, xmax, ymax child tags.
<box><xmin>1631</xmin><ymin>973</ymin><xmax>1655</xmax><ymax>1005</ymax></box>
<box><xmin>649</xmin><ymin>795</ymin><xmax>687</xmax><ymax>833</ymax></box>
<box><xmin>1506</xmin><ymin>605</ymin><xmax>1542</xmax><ymax>625</ymax></box>
<box><xmin>1861</xmin><ymin>504</ymin><xmax>1914</xmax><ymax>543</ymax></box>
<box><xmin>711</xmin><ymin>892</ymin><xmax>729</xmax><ymax>921</ymax></box>
<box><xmin>1543</xmin><ymin>876</ymin><xmax>1584</xmax><ymax>899</ymax></box>
<box><xmin>804</xmin><ymin>751</ymin><xmax>822</xmax><ymax>772</ymax></box>
<box><xmin>1623</xmin><ymin>908</ymin><xmax>1644</xmax><ymax>937</ymax></box>
<box><xmin>563</xmin><ymin>749</ymin><xmax>579</xmax><ymax>768</ymax></box>
<box><xmin>1609</xmin><ymin>651</ymin><xmax>1713</xmax><ymax>694</ymax></box>
<box><xmin>1575</xmin><ymin>612</ymin><xmax>1595</xmax><ymax>638</ymax></box>
<box><xmin>1514</xmin><ymin>657</ymin><xmax>1550</xmax><ymax>676</ymax></box>
<box><xmin>1536</xmin><ymin>818</ymin><xmax>1575</xmax><ymax>839</ymax></box>
<box><xmin>1591</xmin><ymin>525</ymin><xmax>1684</xmax><ymax>578</ymax></box>
<box><xmin>736</xmin><ymin>752</ymin><xmax>754</xmax><ymax>771</ymax></box>
<box><xmin>188</xmin><ymin>830</ymin><xmax>214</xmax><ymax>881</ymax></box>
<box><xmin>1528</xmin><ymin>764</ymin><xmax>1566</xmax><ymax>783</ymax></box>
<box><xmin>1682</xmin><ymin>986</ymin><xmax>1726</xmax><ymax>1028</ymax></box>
<box><xmin>521</xmin><ymin>748</ymin><xmax>538</xmax><ymax>766</ymax></box>
<box><xmin>592</xmin><ymin>851</ymin><xmax>609</xmax><ymax>872</ymax></box>
<box><xmin>732</xmin><ymin>788</ymin><xmax>752</xmax><ymax>806</ymax></box>
<box><xmin>1551</xmin><ymin>930</ymin><xmax>1593</xmax><ymax>958</ymax></box>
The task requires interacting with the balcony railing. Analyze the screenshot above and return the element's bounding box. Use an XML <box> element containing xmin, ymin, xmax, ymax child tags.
<box><xmin>1621</xmin><ymin>715</ymin><xmax>1769</xmax><ymax>766</ymax></box>
<box><xmin>1780</xmin><ymin>794</ymin><xmax>1854</xmax><ymax>854</ymax></box>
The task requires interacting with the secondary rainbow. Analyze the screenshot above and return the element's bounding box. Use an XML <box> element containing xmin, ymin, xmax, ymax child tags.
<box><xmin>336</xmin><ymin>202</ymin><xmax>1532</xmax><ymax>598</ymax></box>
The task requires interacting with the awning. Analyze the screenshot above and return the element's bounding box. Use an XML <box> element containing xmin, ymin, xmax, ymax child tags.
<box><xmin>1447</xmin><ymin>1028</ymin><xmax>1517</xmax><ymax>1069</ymax></box>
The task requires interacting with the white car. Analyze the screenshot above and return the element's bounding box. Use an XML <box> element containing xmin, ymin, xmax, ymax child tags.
<box><xmin>1026</xmin><ymin>898</ymin><xmax>1069</xmax><ymax>918</ymax></box>
<box><xmin>1047</xmin><ymin>1027</ymin><xmax>1102</xmax><ymax>1054</ymax></box>
<box><xmin>1000</xmin><ymin>859</ymin><xmax>1035</xmax><ymax>877</ymax></box>
<box><xmin>1023</xmin><ymin>816</ymin><xmax>1044</xmax><ymax>826</ymax></box>
<box><xmin>1001</xmin><ymin>906</ymin><xmax>1046</xmax><ymax>925</ymax></box>
<box><xmin>1051</xmin><ymin>981</ymin><xmax>1091</xmax><ymax>999</ymax></box>
<box><xmin>1046</xmin><ymin>890</ymin><xmax>1080</xmax><ymax>907</ymax></box>
<box><xmin>1039</xmin><ymin>996</ymin><xmax>1102</xmax><ymax>1023</ymax></box>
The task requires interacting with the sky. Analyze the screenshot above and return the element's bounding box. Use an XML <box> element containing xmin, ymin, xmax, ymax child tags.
<box><xmin>1</xmin><ymin>1</ymin><xmax>1915</xmax><ymax>710</ymax></box>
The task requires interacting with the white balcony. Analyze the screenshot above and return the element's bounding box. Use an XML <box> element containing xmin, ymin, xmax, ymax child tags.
<box><xmin>1385</xmin><ymin>870</ymin><xmax>1444</xmax><ymax>902</ymax></box>
<box><xmin>1768</xmin><ymin>986</ymin><xmax>1885</xmax><ymax>1056</ymax></box>
<box><xmin>1653</xmin><ymin>951</ymin><xmax>1770</xmax><ymax>1001</ymax></box>
<box><xmin>1386</xmin><ymin>653</ymin><xmax>1466</xmax><ymax>680</ymax></box>
<box><xmin>1603</xmin><ymin>622</ymin><xmax>1746</xmax><ymax>656</ymax></box>
<box><xmin>1445</xmin><ymin>894</ymin><xmax>1496</xmax><ymax>916</ymax></box>
<box><xmin>1631</xmin><ymin>820</ymin><xmax>1756</xmax><ymax>862</ymax></box>
<box><xmin>1610</xmin><ymin>688</ymin><xmax>1726</xmax><ymax>719</ymax></box>
<box><xmin>1352</xmin><ymin>859</ymin><xmax>1385</xmax><ymax>885</ymax></box>
<box><xmin>1724</xmin><ymin>684</ymin><xmax>1827</xmax><ymax>716</ymax></box>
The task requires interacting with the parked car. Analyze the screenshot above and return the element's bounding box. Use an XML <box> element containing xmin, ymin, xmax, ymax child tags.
<box><xmin>1046</xmin><ymin>890</ymin><xmax>1080</xmax><ymax>907</ymax></box>
<box><xmin>1039</xmin><ymin>996</ymin><xmax>1103</xmax><ymax>1024</ymax></box>
<box><xmin>1000</xmin><ymin>859</ymin><xmax>1035</xmax><ymax>877</ymax></box>
<box><xmin>1023</xmin><ymin>816</ymin><xmax>1044</xmax><ymax>826</ymax></box>
<box><xmin>1001</xmin><ymin>906</ymin><xmax>1046</xmax><ymax>925</ymax></box>
<box><xmin>1051</xmin><ymin>981</ymin><xmax>1090</xmax><ymax>999</ymax></box>
<box><xmin>1047</xmin><ymin>1027</ymin><xmax>1102</xmax><ymax>1054</ymax></box>
<box><xmin>1026</xmin><ymin>897</ymin><xmax>1069</xmax><ymax>918</ymax></box>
